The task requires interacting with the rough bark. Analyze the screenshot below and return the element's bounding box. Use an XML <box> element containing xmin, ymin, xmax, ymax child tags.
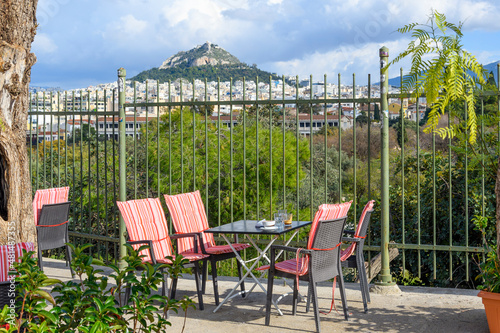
<box><xmin>0</xmin><ymin>0</ymin><xmax>38</xmax><ymax>245</ymax></box>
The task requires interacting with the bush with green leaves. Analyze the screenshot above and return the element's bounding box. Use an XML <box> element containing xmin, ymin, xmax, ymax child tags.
<box><xmin>0</xmin><ymin>243</ymin><xmax>194</xmax><ymax>333</ymax></box>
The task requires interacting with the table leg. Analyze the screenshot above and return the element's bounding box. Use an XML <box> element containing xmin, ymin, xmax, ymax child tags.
<box><xmin>212</xmin><ymin>234</ymin><xmax>283</xmax><ymax>315</ymax></box>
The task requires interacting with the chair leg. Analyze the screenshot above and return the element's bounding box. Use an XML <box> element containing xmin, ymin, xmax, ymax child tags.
<box><xmin>170</xmin><ymin>278</ymin><xmax>178</xmax><ymax>300</ymax></box>
<box><xmin>356</xmin><ymin>254</ymin><xmax>370</xmax><ymax>312</ymax></box>
<box><xmin>211</xmin><ymin>259</ymin><xmax>219</xmax><ymax>306</ymax></box>
<box><xmin>66</xmin><ymin>244</ymin><xmax>74</xmax><ymax>277</ymax></box>
<box><xmin>201</xmin><ymin>260</ymin><xmax>208</xmax><ymax>294</ymax></box>
<box><xmin>338</xmin><ymin>272</ymin><xmax>349</xmax><ymax>321</ymax></box>
<box><xmin>292</xmin><ymin>278</ymin><xmax>298</xmax><ymax>316</ymax></box>
<box><xmin>305</xmin><ymin>282</ymin><xmax>312</xmax><ymax>313</ymax></box>
<box><xmin>193</xmin><ymin>262</ymin><xmax>204</xmax><ymax>310</ymax></box>
<box><xmin>309</xmin><ymin>277</ymin><xmax>321</xmax><ymax>333</ymax></box>
<box><xmin>124</xmin><ymin>282</ymin><xmax>131</xmax><ymax>304</ymax></box>
<box><xmin>236</xmin><ymin>257</ymin><xmax>246</xmax><ymax>298</ymax></box>
<box><xmin>37</xmin><ymin>245</ymin><xmax>44</xmax><ymax>272</ymax></box>
<box><xmin>265</xmin><ymin>269</ymin><xmax>274</xmax><ymax>326</ymax></box>
<box><xmin>162</xmin><ymin>269</ymin><xmax>168</xmax><ymax>297</ymax></box>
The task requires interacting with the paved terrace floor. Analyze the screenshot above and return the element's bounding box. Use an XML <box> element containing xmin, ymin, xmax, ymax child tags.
<box><xmin>45</xmin><ymin>258</ymin><xmax>487</xmax><ymax>333</ymax></box>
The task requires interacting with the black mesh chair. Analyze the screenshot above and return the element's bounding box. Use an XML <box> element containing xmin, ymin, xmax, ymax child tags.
<box><xmin>36</xmin><ymin>201</ymin><xmax>73</xmax><ymax>276</ymax></box>
<box><xmin>265</xmin><ymin>216</ymin><xmax>349</xmax><ymax>333</ymax></box>
<box><xmin>340</xmin><ymin>200</ymin><xmax>375</xmax><ymax>313</ymax></box>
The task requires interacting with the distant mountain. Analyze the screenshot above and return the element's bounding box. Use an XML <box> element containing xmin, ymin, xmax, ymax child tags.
<box><xmin>131</xmin><ymin>42</ymin><xmax>281</xmax><ymax>83</ymax></box>
<box><xmin>385</xmin><ymin>60</ymin><xmax>500</xmax><ymax>87</ymax></box>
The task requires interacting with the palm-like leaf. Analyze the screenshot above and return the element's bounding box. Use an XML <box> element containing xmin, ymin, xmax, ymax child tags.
<box><xmin>386</xmin><ymin>10</ymin><xmax>487</xmax><ymax>144</ymax></box>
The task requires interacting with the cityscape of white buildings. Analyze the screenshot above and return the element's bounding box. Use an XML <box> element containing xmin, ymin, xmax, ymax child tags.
<box><xmin>28</xmin><ymin>78</ymin><xmax>426</xmax><ymax>142</ymax></box>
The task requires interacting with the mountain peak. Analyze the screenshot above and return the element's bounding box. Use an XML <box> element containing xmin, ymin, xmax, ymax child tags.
<box><xmin>159</xmin><ymin>42</ymin><xmax>241</xmax><ymax>69</ymax></box>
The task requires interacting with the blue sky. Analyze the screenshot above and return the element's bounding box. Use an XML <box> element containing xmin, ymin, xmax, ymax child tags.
<box><xmin>31</xmin><ymin>0</ymin><xmax>500</xmax><ymax>89</ymax></box>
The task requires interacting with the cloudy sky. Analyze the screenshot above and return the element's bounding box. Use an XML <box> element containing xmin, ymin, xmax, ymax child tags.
<box><xmin>31</xmin><ymin>0</ymin><xmax>500</xmax><ymax>89</ymax></box>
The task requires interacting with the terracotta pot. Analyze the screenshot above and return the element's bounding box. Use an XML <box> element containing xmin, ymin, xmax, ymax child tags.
<box><xmin>479</xmin><ymin>290</ymin><xmax>500</xmax><ymax>333</ymax></box>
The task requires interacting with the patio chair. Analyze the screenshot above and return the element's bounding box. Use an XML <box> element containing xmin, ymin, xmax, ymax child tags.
<box><xmin>32</xmin><ymin>187</ymin><xmax>72</xmax><ymax>274</ymax></box>
<box><xmin>340</xmin><ymin>200</ymin><xmax>375</xmax><ymax>313</ymax></box>
<box><xmin>164</xmin><ymin>190</ymin><xmax>250</xmax><ymax>306</ymax></box>
<box><xmin>36</xmin><ymin>202</ymin><xmax>73</xmax><ymax>276</ymax></box>
<box><xmin>263</xmin><ymin>202</ymin><xmax>352</xmax><ymax>333</ymax></box>
<box><xmin>0</xmin><ymin>242</ymin><xmax>35</xmax><ymax>309</ymax></box>
<box><xmin>116</xmin><ymin>198</ymin><xmax>209</xmax><ymax>310</ymax></box>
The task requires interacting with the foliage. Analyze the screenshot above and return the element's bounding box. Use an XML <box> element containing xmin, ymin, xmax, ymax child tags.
<box><xmin>0</xmin><ymin>244</ymin><xmax>193</xmax><ymax>332</ymax></box>
<box><xmin>388</xmin><ymin>150</ymin><xmax>492</xmax><ymax>287</ymax></box>
<box><xmin>130</xmin><ymin>63</ymin><xmax>282</xmax><ymax>84</ymax></box>
<box><xmin>387</xmin><ymin>10</ymin><xmax>487</xmax><ymax>144</ymax></box>
<box><xmin>146</xmin><ymin>107</ymin><xmax>310</xmax><ymax>225</ymax></box>
<box><xmin>67</xmin><ymin>124</ymin><xmax>98</xmax><ymax>145</ymax></box>
<box><xmin>392</xmin><ymin>118</ymin><xmax>417</xmax><ymax>148</ymax></box>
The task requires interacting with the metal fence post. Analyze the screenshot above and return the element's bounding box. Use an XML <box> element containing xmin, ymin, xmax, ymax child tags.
<box><xmin>118</xmin><ymin>68</ymin><xmax>127</xmax><ymax>266</ymax></box>
<box><xmin>375</xmin><ymin>47</ymin><xmax>398</xmax><ymax>290</ymax></box>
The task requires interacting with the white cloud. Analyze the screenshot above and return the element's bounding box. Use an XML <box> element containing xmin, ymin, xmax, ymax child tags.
<box><xmin>32</xmin><ymin>33</ymin><xmax>58</xmax><ymax>54</ymax></box>
<box><xmin>270</xmin><ymin>39</ymin><xmax>412</xmax><ymax>83</ymax></box>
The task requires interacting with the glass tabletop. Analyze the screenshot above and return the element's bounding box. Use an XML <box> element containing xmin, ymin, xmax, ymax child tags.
<box><xmin>205</xmin><ymin>220</ymin><xmax>312</xmax><ymax>235</ymax></box>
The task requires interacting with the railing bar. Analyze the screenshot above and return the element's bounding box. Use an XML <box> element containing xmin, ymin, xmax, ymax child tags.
<box><xmin>416</xmin><ymin>97</ymin><xmax>421</xmax><ymax>278</ymax></box>
<box><xmin>448</xmin><ymin>105</ymin><xmax>453</xmax><ymax>281</ymax></box>
<box><xmin>400</xmin><ymin>69</ymin><xmax>405</xmax><ymax>276</ymax></box>
<box><xmin>79</xmin><ymin>90</ymin><xmax>83</xmax><ymax>240</ymax></box>
<box><xmin>230</xmin><ymin>78</ymin><xmax>234</xmax><ymax>222</ymax></box>
<box><xmin>295</xmin><ymin>76</ymin><xmax>299</xmax><ymax>223</ymax></box>
<box><xmin>338</xmin><ymin>74</ymin><xmax>342</xmax><ymax>202</ymax></box>
<box><xmin>87</xmin><ymin>91</ymin><xmax>92</xmax><ymax>252</ymax></box>
<box><xmin>95</xmin><ymin>90</ymin><xmax>100</xmax><ymax>240</ymax></box>
<box><xmin>269</xmin><ymin>76</ymin><xmax>273</xmax><ymax>219</ymax></box>
<box><xmin>352</xmin><ymin>74</ymin><xmax>357</xmax><ymax>223</ymax></box>
<box><xmin>29</xmin><ymin>92</ymin><xmax>33</xmax><ymax>191</ymax></box>
<box><xmin>192</xmin><ymin>78</ymin><xmax>196</xmax><ymax>192</ymax></box>
<box><xmin>367</xmin><ymin>74</ymin><xmax>372</xmax><ymax>277</ymax></box>
<box><xmin>104</xmin><ymin>90</ymin><xmax>109</xmax><ymax>259</ymax></box>
<box><xmin>282</xmin><ymin>75</ymin><xmax>286</xmax><ymax>210</ymax></box>
<box><xmin>324</xmin><ymin>74</ymin><xmax>328</xmax><ymax>204</ymax></box>
<box><xmin>112</xmin><ymin>89</ymin><xmax>118</xmax><ymax>240</ymax></box>
<box><xmin>168</xmin><ymin>80</ymin><xmax>173</xmax><ymax>233</ymax></box>
<box><xmin>145</xmin><ymin>81</ymin><xmax>149</xmax><ymax>197</ymax></box>
<box><xmin>158</xmin><ymin>80</ymin><xmax>161</xmax><ymax>197</ymax></box>
<box><xmin>181</xmin><ymin>79</ymin><xmax>184</xmax><ymax>193</ymax></box>
<box><xmin>243</xmin><ymin>78</ymin><xmax>247</xmax><ymax>220</ymax></box>
<box><xmin>465</xmin><ymin>100</ymin><xmax>469</xmax><ymax>280</ymax></box>
<box><xmin>432</xmin><ymin>119</ymin><xmax>436</xmax><ymax>280</ymax></box>
<box><xmin>309</xmin><ymin>77</ymin><xmax>313</xmax><ymax>221</ymax></box>
<box><xmin>256</xmin><ymin>76</ymin><xmax>260</xmax><ymax>221</ymax></box>
<box><xmin>134</xmin><ymin>82</ymin><xmax>137</xmax><ymax>199</ymax></box>
<box><xmin>204</xmin><ymin>79</ymin><xmax>209</xmax><ymax>221</ymax></box>
<box><xmin>217</xmin><ymin>78</ymin><xmax>221</xmax><ymax>226</ymax></box>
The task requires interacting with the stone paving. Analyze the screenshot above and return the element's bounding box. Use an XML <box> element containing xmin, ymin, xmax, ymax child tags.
<box><xmin>44</xmin><ymin>258</ymin><xmax>488</xmax><ymax>333</ymax></box>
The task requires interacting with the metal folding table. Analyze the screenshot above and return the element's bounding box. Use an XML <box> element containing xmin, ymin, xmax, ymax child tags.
<box><xmin>205</xmin><ymin>220</ymin><xmax>312</xmax><ymax>313</ymax></box>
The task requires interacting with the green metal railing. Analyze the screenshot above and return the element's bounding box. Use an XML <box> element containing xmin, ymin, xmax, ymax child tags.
<box><xmin>27</xmin><ymin>56</ymin><xmax>499</xmax><ymax>287</ymax></box>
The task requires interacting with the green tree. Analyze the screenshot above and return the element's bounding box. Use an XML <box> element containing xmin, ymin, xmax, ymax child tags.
<box><xmin>68</xmin><ymin>124</ymin><xmax>97</xmax><ymax>144</ymax></box>
<box><xmin>387</xmin><ymin>10</ymin><xmax>486</xmax><ymax>143</ymax></box>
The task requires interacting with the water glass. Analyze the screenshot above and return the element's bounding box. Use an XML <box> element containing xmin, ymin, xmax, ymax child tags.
<box><xmin>274</xmin><ymin>213</ymin><xmax>283</xmax><ymax>227</ymax></box>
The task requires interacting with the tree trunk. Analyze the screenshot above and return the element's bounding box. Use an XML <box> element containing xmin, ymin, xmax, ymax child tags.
<box><xmin>0</xmin><ymin>1</ymin><xmax>38</xmax><ymax>245</ymax></box>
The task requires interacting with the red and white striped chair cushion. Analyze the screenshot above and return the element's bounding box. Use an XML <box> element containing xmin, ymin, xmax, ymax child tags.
<box><xmin>33</xmin><ymin>187</ymin><xmax>69</xmax><ymax>225</ymax></box>
<box><xmin>0</xmin><ymin>242</ymin><xmax>35</xmax><ymax>282</ymax></box>
<box><xmin>117</xmin><ymin>198</ymin><xmax>174</xmax><ymax>263</ymax></box>
<box><xmin>340</xmin><ymin>200</ymin><xmax>375</xmax><ymax>261</ymax></box>
<box><xmin>204</xmin><ymin>243</ymin><xmax>250</xmax><ymax>255</ymax></box>
<box><xmin>270</xmin><ymin>258</ymin><xmax>308</xmax><ymax>276</ymax></box>
<box><xmin>257</xmin><ymin>201</ymin><xmax>352</xmax><ymax>273</ymax></box>
<box><xmin>165</xmin><ymin>191</ymin><xmax>250</xmax><ymax>254</ymax></box>
<box><xmin>307</xmin><ymin>201</ymin><xmax>352</xmax><ymax>249</ymax></box>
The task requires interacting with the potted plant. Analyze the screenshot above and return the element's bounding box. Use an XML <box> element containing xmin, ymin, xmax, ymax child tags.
<box><xmin>475</xmin><ymin>215</ymin><xmax>500</xmax><ymax>332</ymax></box>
